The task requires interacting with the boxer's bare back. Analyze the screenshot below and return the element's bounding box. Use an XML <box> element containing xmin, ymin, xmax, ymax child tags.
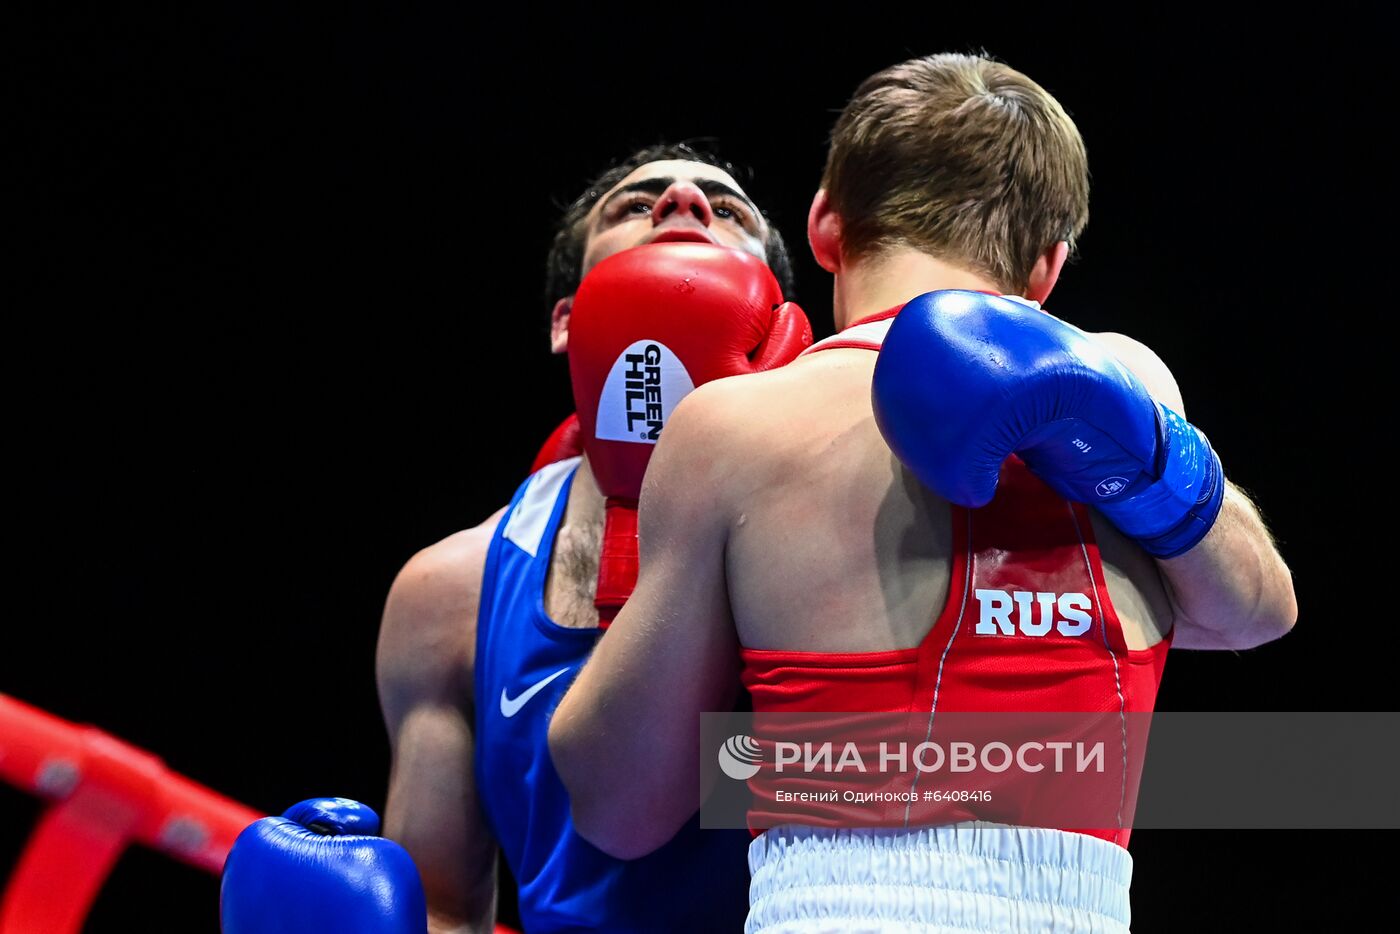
<box><xmin>686</xmin><ymin>340</ymin><xmax>1175</xmax><ymax>656</ymax></box>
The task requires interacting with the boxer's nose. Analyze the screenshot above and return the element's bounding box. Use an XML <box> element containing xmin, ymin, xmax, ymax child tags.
<box><xmin>653</xmin><ymin>181</ymin><xmax>714</xmax><ymax>227</ymax></box>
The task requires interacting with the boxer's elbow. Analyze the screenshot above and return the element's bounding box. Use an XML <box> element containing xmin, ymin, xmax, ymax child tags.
<box><xmin>1218</xmin><ymin>599</ymin><xmax>1297</xmax><ymax>651</ymax></box>
<box><xmin>547</xmin><ymin>710</ymin><xmax>587</xmax><ymax>794</ymax></box>
<box><xmin>1228</xmin><ymin>489</ymin><xmax>1299</xmax><ymax>647</ymax></box>
<box><xmin>569</xmin><ymin>797</ymin><xmax>669</xmax><ymax>861</ymax></box>
<box><xmin>1183</xmin><ymin>564</ymin><xmax>1299</xmax><ymax>651</ymax></box>
<box><xmin>1231</xmin><ymin>554</ymin><xmax>1299</xmax><ymax>648</ymax></box>
<box><xmin>551</xmin><ymin>721</ymin><xmax>666</xmax><ymax>858</ymax></box>
<box><xmin>1250</xmin><ymin>566</ymin><xmax>1299</xmax><ymax>646</ymax></box>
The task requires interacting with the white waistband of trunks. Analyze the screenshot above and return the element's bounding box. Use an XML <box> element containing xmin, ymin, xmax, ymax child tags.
<box><xmin>746</xmin><ymin>822</ymin><xmax>1132</xmax><ymax>934</ymax></box>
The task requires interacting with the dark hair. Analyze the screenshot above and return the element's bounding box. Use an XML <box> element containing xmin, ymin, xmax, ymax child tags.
<box><xmin>544</xmin><ymin>142</ymin><xmax>794</xmax><ymax>312</ymax></box>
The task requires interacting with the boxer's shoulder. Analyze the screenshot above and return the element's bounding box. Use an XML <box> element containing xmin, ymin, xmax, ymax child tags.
<box><xmin>1088</xmin><ymin>330</ymin><xmax>1184</xmax><ymax>413</ymax></box>
<box><xmin>673</xmin><ymin>362</ymin><xmax>842</xmax><ymax>432</ymax></box>
<box><xmin>391</xmin><ymin>514</ymin><xmax>505</xmax><ymax>620</ymax></box>
<box><xmin>661</xmin><ymin>371</ymin><xmax>794</xmax><ymax>468</ymax></box>
<box><xmin>632</xmin><ymin>374</ymin><xmax>778</xmax><ymax>534</ymax></box>
<box><xmin>652</xmin><ymin>363</ymin><xmax>865</xmax><ymax>511</ymax></box>
<box><xmin>376</xmin><ymin>507</ymin><xmax>507</xmax><ymax>715</ymax></box>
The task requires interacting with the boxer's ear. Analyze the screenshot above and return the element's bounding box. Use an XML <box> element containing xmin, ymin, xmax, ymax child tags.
<box><xmin>807</xmin><ymin>189</ymin><xmax>842</xmax><ymax>274</ymax></box>
<box><xmin>550</xmin><ymin>298</ymin><xmax>572</xmax><ymax>354</ymax></box>
<box><xmin>1025</xmin><ymin>241</ymin><xmax>1069</xmax><ymax>304</ymax></box>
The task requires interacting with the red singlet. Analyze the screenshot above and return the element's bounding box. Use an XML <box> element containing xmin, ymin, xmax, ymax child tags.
<box><xmin>740</xmin><ymin>303</ymin><xmax>1171</xmax><ymax>848</ymax></box>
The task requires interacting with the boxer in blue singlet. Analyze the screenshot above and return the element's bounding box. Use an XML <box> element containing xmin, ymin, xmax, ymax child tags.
<box><xmin>376</xmin><ymin>145</ymin><xmax>795</xmax><ymax>933</ymax></box>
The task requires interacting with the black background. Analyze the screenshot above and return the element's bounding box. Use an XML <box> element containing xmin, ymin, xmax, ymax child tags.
<box><xmin>10</xmin><ymin>4</ymin><xmax>1388</xmax><ymax>931</ymax></box>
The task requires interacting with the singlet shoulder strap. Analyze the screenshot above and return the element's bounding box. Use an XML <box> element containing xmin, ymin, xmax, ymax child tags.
<box><xmin>500</xmin><ymin>456</ymin><xmax>581</xmax><ymax>558</ymax></box>
<box><xmin>801</xmin><ymin>296</ymin><xmax>1042</xmax><ymax>357</ymax></box>
<box><xmin>477</xmin><ymin>455</ymin><xmax>581</xmax><ymax>641</ymax></box>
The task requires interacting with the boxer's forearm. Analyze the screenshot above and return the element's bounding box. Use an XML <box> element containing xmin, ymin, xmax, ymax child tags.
<box><xmin>550</xmin><ymin>593</ymin><xmax>737</xmax><ymax>860</ymax></box>
<box><xmin>1153</xmin><ymin>482</ymin><xmax>1297</xmax><ymax>650</ymax></box>
<box><xmin>552</xmin><ymin>394</ymin><xmax>743</xmax><ymax>859</ymax></box>
<box><xmin>382</xmin><ymin>705</ymin><xmax>499</xmax><ymax>932</ymax></box>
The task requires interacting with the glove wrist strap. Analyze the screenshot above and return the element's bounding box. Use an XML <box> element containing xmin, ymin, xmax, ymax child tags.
<box><xmin>1100</xmin><ymin>405</ymin><xmax>1224</xmax><ymax>558</ymax></box>
<box><xmin>594</xmin><ymin>498</ymin><xmax>639</xmax><ymax>628</ymax></box>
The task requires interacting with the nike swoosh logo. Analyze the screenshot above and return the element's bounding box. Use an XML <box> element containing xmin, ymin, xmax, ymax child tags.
<box><xmin>499</xmin><ymin>667</ymin><xmax>571</xmax><ymax>719</ymax></box>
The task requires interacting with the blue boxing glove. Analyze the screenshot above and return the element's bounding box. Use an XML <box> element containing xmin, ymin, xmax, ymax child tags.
<box><xmin>872</xmin><ymin>290</ymin><xmax>1223</xmax><ymax>558</ymax></box>
<box><xmin>220</xmin><ymin>797</ymin><xmax>427</xmax><ymax>934</ymax></box>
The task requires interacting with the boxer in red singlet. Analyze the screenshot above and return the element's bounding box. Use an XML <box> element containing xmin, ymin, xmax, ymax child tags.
<box><xmin>551</xmin><ymin>54</ymin><xmax>1298</xmax><ymax>932</ymax></box>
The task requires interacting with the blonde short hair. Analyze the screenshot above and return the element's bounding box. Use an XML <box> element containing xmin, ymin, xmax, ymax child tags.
<box><xmin>822</xmin><ymin>53</ymin><xmax>1090</xmax><ymax>292</ymax></box>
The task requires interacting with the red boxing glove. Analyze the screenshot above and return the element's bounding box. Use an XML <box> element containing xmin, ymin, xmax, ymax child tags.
<box><xmin>530</xmin><ymin>413</ymin><xmax>583</xmax><ymax>473</ymax></box>
<box><xmin>568</xmin><ymin>243</ymin><xmax>812</xmax><ymax>625</ymax></box>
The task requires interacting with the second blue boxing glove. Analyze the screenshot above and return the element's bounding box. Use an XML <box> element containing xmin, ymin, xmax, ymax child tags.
<box><xmin>220</xmin><ymin>797</ymin><xmax>427</xmax><ymax>934</ymax></box>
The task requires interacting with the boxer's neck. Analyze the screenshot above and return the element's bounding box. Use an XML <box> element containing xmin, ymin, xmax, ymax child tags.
<box><xmin>543</xmin><ymin>454</ymin><xmax>607</xmax><ymax>629</ymax></box>
<box><xmin>833</xmin><ymin>249</ymin><xmax>1003</xmax><ymax>331</ymax></box>
<box><xmin>567</xmin><ymin>455</ymin><xmax>606</xmax><ymax>520</ymax></box>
